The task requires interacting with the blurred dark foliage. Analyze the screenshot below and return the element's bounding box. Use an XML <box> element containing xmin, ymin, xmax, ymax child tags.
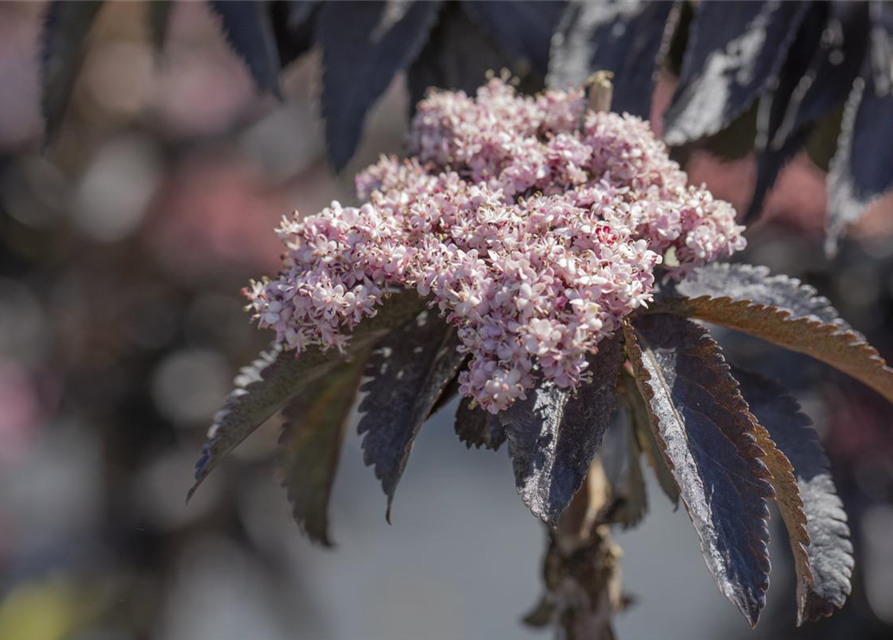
<box><xmin>41</xmin><ymin>0</ymin><xmax>893</xmax><ymax>246</ymax></box>
<box><xmin>1</xmin><ymin>1</ymin><xmax>892</xmax><ymax>639</ymax></box>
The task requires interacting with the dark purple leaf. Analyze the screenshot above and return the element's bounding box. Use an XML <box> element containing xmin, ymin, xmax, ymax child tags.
<box><xmin>358</xmin><ymin>311</ymin><xmax>465</xmax><ymax>521</ymax></box>
<box><xmin>278</xmin><ymin>358</ymin><xmax>366</xmax><ymax>546</ymax></box>
<box><xmin>40</xmin><ymin>0</ymin><xmax>104</xmax><ymax>142</ymax></box>
<box><xmin>658</xmin><ymin>262</ymin><xmax>893</xmax><ymax>405</ymax></box>
<box><xmin>285</xmin><ymin>0</ymin><xmax>318</xmax><ymax>31</ymax></box>
<box><xmin>868</xmin><ymin>0</ymin><xmax>893</xmax><ymax>95</ymax></box>
<box><xmin>748</xmin><ymin>126</ymin><xmax>810</xmax><ymax>220</ymax></box>
<box><xmin>621</xmin><ymin>376</ymin><xmax>680</xmax><ymax>506</ymax></box>
<box><xmin>734</xmin><ymin>368</ymin><xmax>854</xmax><ymax>624</ymax></box>
<box><xmin>748</xmin><ymin>3</ymin><xmax>828</xmax><ymax>219</ymax></box>
<box><xmin>461</xmin><ymin>0</ymin><xmax>566</xmax><ymax>77</ymax></box>
<box><xmin>319</xmin><ymin>0</ymin><xmax>441</xmax><ymax>171</ymax></box>
<box><xmin>624</xmin><ymin>314</ymin><xmax>773</xmax><ymax>626</ymax></box>
<box><xmin>826</xmin><ymin>3</ymin><xmax>893</xmax><ymax>253</ymax></box>
<box><xmin>427</xmin><ymin>367</ymin><xmax>462</xmax><ymax>419</ymax></box>
<box><xmin>455</xmin><ymin>401</ymin><xmax>505</xmax><ymax>451</ymax></box>
<box><xmin>271</xmin><ymin>1</ymin><xmax>319</xmax><ymax>68</ymax></box>
<box><xmin>406</xmin><ymin>1</ymin><xmax>507</xmax><ymax>111</ymax></box>
<box><xmin>498</xmin><ymin>337</ymin><xmax>622</xmax><ymax>525</ymax></box>
<box><xmin>804</xmin><ymin>104</ymin><xmax>845</xmax><ymax>172</ymax></box>
<box><xmin>614</xmin><ymin>419</ymin><xmax>648</xmax><ymax>529</ymax></box>
<box><xmin>548</xmin><ymin>0</ymin><xmax>680</xmax><ymax>118</ymax></box>
<box><xmin>190</xmin><ymin>343</ymin><xmax>338</xmax><ymax>501</ymax></box>
<box><xmin>753</xmin><ymin>1</ymin><xmax>870</xmax><ymax>233</ymax></box>
<box><xmin>189</xmin><ymin>292</ymin><xmax>424</xmax><ymax>500</ymax></box>
<box><xmin>772</xmin><ymin>2</ymin><xmax>870</xmax><ymax>149</ymax></box>
<box><xmin>663</xmin><ymin>0</ymin><xmax>810</xmax><ymax>146</ymax></box>
<box><xmin>209</xmin><ymin>0</ymin><xmax>282</xmax><ymax>97</ymax></box>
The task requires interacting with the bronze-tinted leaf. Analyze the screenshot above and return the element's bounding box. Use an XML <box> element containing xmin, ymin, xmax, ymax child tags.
<box><xmin>734</xmin><ymin>368</ymin><xmax>854</xmax><ymax>624</ymax></box>
<box><xmin>189</xmin><ymin>292</ymin><xmax>424</xmax><ymax>500</ymax></box>
<box><xmin>751</xmin><ymin>423</ymin><xmax>813</xmax><ymax>616</ymax></box>
<box><xmin>319</xmin><ymin>0</ymin><xmax>442</xmax><ymax>170</ymax></box>
<box><xmin>278</xmin><ymin>357</ymin><xmax>367</xmax><ymax>546</ymax></box>
<box><xmin>659</xmin><ymin>262</ymin><xmax>893</xmax><ymax>405</ymax></box>
<box><xmin>40</xmin><ymin>1</ymin><xmax>104</xmax><ymax>142</ymax></box>
<box><xmin>498</xmin><ymin>337</ymin><xmax>622</xmax><ymax>525</ymax></box>
<box><xmin>547</xmin><ymin>0</ymin><xmax>679</xmax><ymax>118</ymax></box>
<box><xmin>624</xmin><ymin>314</ymin><xmax>773</xmax><ymax>626</ymax></box>
<box><xmin>357</xmin><ymin>311</ymin><xmax>466</xmax><ymax>520</ymax></box>
<box><xmin>663</xmin><ymin>1</ymin><xmax>809</xmax><ymax>146</ymax></box>
<box><xmin>454</xmin><ymin>400</ymin><xmax>505</xmax><ymax>451</ymax></box>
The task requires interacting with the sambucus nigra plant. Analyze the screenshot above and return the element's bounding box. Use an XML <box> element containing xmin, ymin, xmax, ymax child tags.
<box><xmin>35</xmin><ymin>1</ymin><xmax>893</xmax><ymax>636</ymax></box>
<box><xmin>184</xmin><ymin>76</ymin><xmax>890</xmax><ymax>637</ymax></box>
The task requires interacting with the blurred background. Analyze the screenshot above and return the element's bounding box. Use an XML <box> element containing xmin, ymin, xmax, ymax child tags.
<box><xmin>1</xmin><ymin>2</ymin><xmax>892</xmax><ymax>639</ymax></box>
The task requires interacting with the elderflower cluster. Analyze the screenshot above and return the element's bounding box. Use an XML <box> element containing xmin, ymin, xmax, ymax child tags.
<box><xmin>246</xmin><ymin>78</ymin><xmax>746</xmax><ymax>412</ymax></box>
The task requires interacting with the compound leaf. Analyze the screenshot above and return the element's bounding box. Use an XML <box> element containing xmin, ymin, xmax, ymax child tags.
<box><xmin>357</xmin><ymin>311</ymin><xmax>465</xmax><ymax>520</ymax></box>
<box><xmin>734</xmin><ymin>368</ymin><xmax>854</xmax><ymax>624</ymax></box>
<box><xmin>189</xmin><ymin>292</ymin><xmax>424</xmax><ymax>499</ymax></box>
<box><xmin>548</xmin><ymin>0</ymin><xmax>679</xmax><ymax>118</ymax></box>
<box><xmin>498</xmin><ymin>336</ymin><xmax>622</xmax><ymax>525</ymax></box>
<box><xmin>659</xmin><ymin>262</ymin><xmax>893</xmax><ymax>406</ymax></box>
<box><xmin>209</xmin><ymin>0</ymin><xmax>282</xmax><ymax>97</ymax></box>
<box><xmin>319</xmin><ymin>0</ymin><xmax>441</xmax><ymax>171</ymax></box>
<box><xmin>278</xmin><ymin>356</ymin><xmax>367</xmax><ymax>546</ymax></box>
<box><xmin>624</xmin><ymin>314</ymin><xmax>773</xmax><ymax>626</ymax></box>
<box><xmin>40</xmin><ymin>0</ymin><xmax>104</xmax><ymax>142</ymax></box>
<box><xmin>663</xmin><ymin>0</ymin><xmax>809</xmax><ymax>146</ymax></box>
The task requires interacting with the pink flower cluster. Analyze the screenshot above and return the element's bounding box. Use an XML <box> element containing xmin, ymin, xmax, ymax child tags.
<box><xmin>246</xmin><ymin>79</ymin><xmax>746</xmax><ymax>412</ymax></box>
